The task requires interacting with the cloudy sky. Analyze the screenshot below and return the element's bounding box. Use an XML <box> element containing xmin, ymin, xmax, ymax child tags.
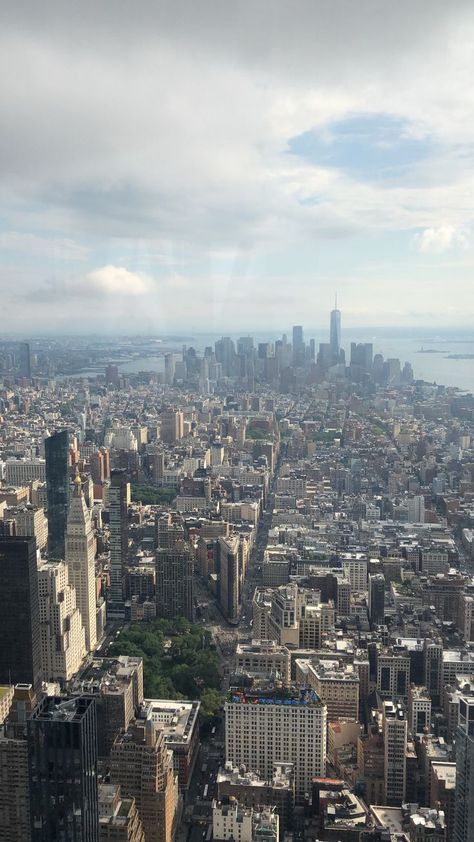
<box><xmin>1</xmin><ymin>0</ymin><xmax>474</xmax><ymax>334</ymax></box>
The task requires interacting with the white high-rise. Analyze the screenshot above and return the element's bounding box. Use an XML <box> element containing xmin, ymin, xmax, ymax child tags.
<box><xmin>383</xmin><ymin>701</ymin><xmax>407</xmax><ymax>806</ymax></box>
<box><xmin>407</xmin><ymin>495</ymin><xmax>425</xmax><ymax>524</ymax></box>
<box><xmin>225</xmin><ymin>688</ymin><xmax>326</xmax><ymax>801</ymax></box>
<box><xmin>66</xmin><ymin>476</ymin><xmax>97</xmax><ymax>653</ymax></box>
<box><xmin>38</xmin><ymin>561</ymin><xmax>86</xmax><ymax>682</ymax></box>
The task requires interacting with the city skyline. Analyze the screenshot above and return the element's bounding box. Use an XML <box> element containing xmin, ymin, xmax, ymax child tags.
<box><xmin>1</xmin><ymin>3</ymin><xmax>474</xmax><ymax>838</ymax></box>
<box><xmin>0</xmin><ymin>1</ymin><xmax>473</xmax><ymax>332</ymax></box>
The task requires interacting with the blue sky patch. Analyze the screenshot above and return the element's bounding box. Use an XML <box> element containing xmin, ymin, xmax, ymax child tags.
<box><xmin>287</xmin><ymin>113</ymin><xmax>436</xmax><ymax>181</ymax></box>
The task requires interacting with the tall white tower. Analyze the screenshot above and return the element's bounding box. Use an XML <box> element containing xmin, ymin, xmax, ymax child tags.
<box><xmin>65</xmin><ymin>475</ymin><xmax>97</xmax><ymax>653</ymax></box>
<box><xmin>38</xmin><ymin>561</ymin><xmax>86</xmax><ymax>683</ymax></box>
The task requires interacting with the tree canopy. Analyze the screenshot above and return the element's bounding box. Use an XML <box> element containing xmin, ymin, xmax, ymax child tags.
<box><xmin>131</xmin><ymin>484</ymin><xmax>177</xmax><ymax>505</ymax></box>
<box><xmin>107</xmin><ymin>618</ymin><xmax>222</xmax><ymax>723</ymax></box>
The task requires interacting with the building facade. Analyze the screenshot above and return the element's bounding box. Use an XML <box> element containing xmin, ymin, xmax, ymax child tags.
<box><xmin>66</xmin><ymin>477</ymin><xmax>97</xmax><ymax>653</ymax></box>
<box><xmin>218</xmin><ymin>536</ymin><xmax>241</xmax><ymax>625</ymax></box>
<box><xmin>98</xmin><ymin>784</ymin><xmax>145</xmax><ymax>842</ymax></box>
<box><xmin>225</xmin><ymin>687</ymin><xmax>326</xmax><ymax>801</ymax></box>
<box><xmin>45</xmin><ymin>430</ymin><xmax>71</xmax><ymax>560</ymax></box>
<box><xmin>110</xmin><ymin>718</ymin><xmax>178</xmax><ymax>842</ymax></box>
<box><xmin>155</xmin><ymin>540</ymin><xmax>194</xmax><ymax>622</ymax></box>
<box><xmin>454</xmin><ymin>695</ymin><xmax>474</xmax><ymax>842</ymax></box>
<box><xmin>28</xmin><ymin>695</ymin><xmax>99</xmax><ymax>842</ymax></box>
<box><xmin>38</xmin><ymin>561</ymin><xmax>86</xmax><ymax>683</ymax></box>
<box><xmin>108</xmin><ymin>470</ymin><xmax>129</xmax><ymax>616</ymax></box>
<box><xmin>0</xmin><ymin>537</ymin><xmax>42</xmax><ymax>696</ymax></box>
<box><xmin>0</xmin><ymin>683</ymin><xmax>35</xmax><ymax>842</ymax></box>
<box><xmin>383</xmin><ymin>701</ymin><xmax>407</xmax><ymax>807</ymax></box>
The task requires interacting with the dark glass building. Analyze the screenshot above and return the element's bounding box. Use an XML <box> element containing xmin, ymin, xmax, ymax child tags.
<box><xmin>45</xmin><ymin>430</ymin><xmax>71</xmax><ymax>560</ymax></box>
<box><xmin>28</xmin><ymin>695</ymin><xmax>99</xmax><ymax>842</ymax></box>
<box><xmin>19</xmin><ymin>341</ymin><xmax>31</xmax><ymax>379</ymax></box>
<box><xmin>368</xmin><ymin>573</ymin><xmax>386</xmax><ymax>626</ymax></box>
<box><xmin>0</xmin><ymin>536</ymin><xmax>42</xmax><ymax>696</ymax></box>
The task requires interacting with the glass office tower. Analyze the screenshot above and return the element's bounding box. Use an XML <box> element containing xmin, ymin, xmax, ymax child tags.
<box><xmin>45</xmin><ymin>430</ymin><xmax>70</xmax><ymax>560</ymax></box>
<box><xmin>0</xmin><ymin>536</ymin><xmax>42</xmax><ymax>696</ymax></box>
<box><xmin>28</xmin><ymin>695</ymin><xmax>99</xmax><ymax>842</ymax></box>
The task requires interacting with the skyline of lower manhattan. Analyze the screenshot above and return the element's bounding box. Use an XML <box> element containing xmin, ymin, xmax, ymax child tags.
<box><xmin>1</xmin><ymin>300</ymin><xmax>474</xmax><ymax>840</ymax></box>
<box><xmin>2</xmin><ymin>301</ymin><xmax>474</xmax><ymax>392</ymax></box>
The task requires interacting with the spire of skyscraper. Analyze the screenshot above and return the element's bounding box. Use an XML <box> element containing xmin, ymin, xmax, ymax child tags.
<box><xmin>330</xmin><ymin>298</ymin><xmax>341</xmax><ymax>361</ymax></box>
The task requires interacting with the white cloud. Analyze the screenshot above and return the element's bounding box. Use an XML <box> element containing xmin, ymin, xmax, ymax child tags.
<box><xmin>84</xmin><ymin>265</ymin><xmax>152</xmax><ymax>296</ymax></box>
<box><xmin>1</xmin><ymin>1</ymin><xmax>474</xmax><ymax>328</ymax></box>
<box><xmin>414</xmin><ymin>226</ymin><xmax>469</xmax><ymax>254</ymax></box>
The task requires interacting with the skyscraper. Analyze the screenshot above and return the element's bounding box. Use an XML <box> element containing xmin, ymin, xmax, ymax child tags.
<box><xmin>18</xmin><ymin>341</ymin><xmax>31</xmax><ymax>379</ymax></box>
<box><xmin>110</xmin><ymin>717</ymin><xmax>179</xmax><ymax>842</ymax></box>
<box><xmin>0</xmin><ymin>683</ymin><xmax>35</xmax><ymax>842</ymax></box>
<box><xmin>214</xmin><ymin>337</ymin><xmax>236</xmax><ymax>377</ymax></box>
<box><xmin>329</xmin><ymin>296</ymin><xmax>341</xmax><ymax>361</ymax></box>
<box><xmin>292</xmin><ymin>325</ymin><xmax>304</xmax><ymax>366</ymax></box>
<box><xmin>164</xmin><ymin>353</ymin><xmax>175</xmax><ymax>385</ymax></box>
<box><xmin>217</xmin><ymin>535</ymin><xmax>241</xmax><ymax>625</ymax></box>
<box><xmin>0</xmin><ymin>537</ymin><xmax>42</xmax><ymax>696</ymax></box>
<box><xmin>38</xmin><ymin>561</ymin><xmax>86</xmax><ymax>683</ymax></box>
<box><xmin>108</xmin><ymin>470</ymin><xmax>129</xmax><ymax>617</ymax></box>
<box><xmin>155</xmin><ymin>543</ymin><xmax>194</xmax><ymax>621</ymax></box>
<box><xmin>225</xmin><ymin>687</ymin><xmax>326</xmax><ymax>800</ymax></box>
<box><xmin>368</xmin><ymin>573</ymin><xmax>385</xmax><ymax>626</ymax></box>
<box><xmin>350</xmin><ymin>342</ymin><xmax>373</xmax><ymax>370</ymax></box>
<box><xmin>382</xmin><ymin>701</ymin><xmax>407</xmax><ymax>806</ymax></box>
<box><xmin>66</xmin><ymin>476</ymin><xmax>98</xmax><ymax>653</ymax></box>
<box><xmin>160</xmin><ymin>409</ymin><xmax>184</xmax><ymax>444</ymax></box>
<box><xmin>45</xmin><ymin>430</ymin><xmax>71</xmax><ymax>560</ymax></box>
<box><xmin>454</xmin><ymin>695</ymin><xmax>474</xmax><ymax>842</ymax></box>
<box><xmin>28</xmin><ymin>695</ymin><xmax>99</xmax><ymax>842</ymax></box>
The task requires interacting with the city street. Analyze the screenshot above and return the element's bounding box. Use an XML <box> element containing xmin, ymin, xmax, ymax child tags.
<box><xmin>178</xmin><ymin>490</ymin><xmax>274</xmax><ymax>841</ymax></box>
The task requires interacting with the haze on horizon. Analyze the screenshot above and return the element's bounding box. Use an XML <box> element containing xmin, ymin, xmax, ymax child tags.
<box><xmin>1</xmin><ymin>0</ymin><xmax>474</xmax><ymax>334</ymax></box>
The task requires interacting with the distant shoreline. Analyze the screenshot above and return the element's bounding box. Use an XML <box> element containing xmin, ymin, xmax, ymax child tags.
<box><xmin>445</xmin><ymin>354</ymin><xmax>474</xmax><ymax>360</ymax></box>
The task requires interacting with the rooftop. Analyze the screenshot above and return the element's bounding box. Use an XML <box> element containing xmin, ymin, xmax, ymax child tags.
<box><xmin>228</xmin><ymin>686</ymin><xmax>323</xmax><ymax>708</ymax></box>
<box><xmin>33</xmin><ymin>696</ymin><xmax>92</xmax><ymax>723</ymax></box>
<box><xmin>431</xmin><ymin>761</ymin><xmax>456</xmax><ymax>788</ymax></box>
<box><xmin>141</xmin><ymin>698</ymin><xmax>200</xmax><ymax>744</ymax></box>
<box><xmin>0</xmin><ymin>686</ymin><xmax>13</xmax><ymax>701</ymax></box>
<box><xmin>218</xmin><ymin>761</ymin><xmax>294</xmax><ymax>790</ymax></box>
<box><xmin>443</xmin><ymin>649</ymin><xmax>474</xmax><ymax>663</ymax></box>
<box><xmin>296</xmin><ymin>658</ymin><xmax>359</xmax><ymax>683</ymax></box>
<box><xmin>236</xmin><ymin>640</ymin><xmax>289</xmax><ymax>656</ymax></box>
